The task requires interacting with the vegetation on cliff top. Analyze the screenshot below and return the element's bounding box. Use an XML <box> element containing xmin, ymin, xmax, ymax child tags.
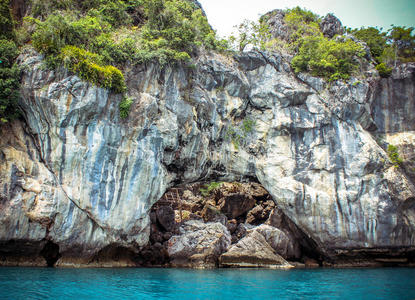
<box><xmin>1</xmin><ymin>1</ymin><xmax>415</xmax><ymax>121</ymax></box>
<box><xmin>11</xmin><ymin>0</ymin><xmax>227</xmax><ymax>117</ymax></box>
<box><xmin>0</xmin><ymin>0</ymin><xmax>20</xmax><ymax>123</ymax></box>
<box><xmin>229</xmin><ymin>6</ymin><xmax>414</xmax><ymax>81</ymax></box>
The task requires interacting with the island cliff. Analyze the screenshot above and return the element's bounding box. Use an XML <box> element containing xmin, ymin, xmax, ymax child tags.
<box><xmin>0</xmin><ymin>2</ymin><xmax>414</xmax><ymax>268</ymax></box>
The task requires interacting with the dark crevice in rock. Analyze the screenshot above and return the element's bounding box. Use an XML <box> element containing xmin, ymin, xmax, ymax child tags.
<box><xmin>90</xmin><ymin>245</ymin><xmax>139</xmax><ymax>266</ymax></box>
<box><xmin>327</xmin><ymin>247</ymin><xmax>415</xmax><ymax>267</ymax></box>
<box><xmin>40</xmin><ymin>241</ymin><xmax>61</xmax><ymax>267</ymax></box>
<box><xmin>267</xmin><ymin>206</ymin><xmax>326</xmax><ymax>264</ymax></box>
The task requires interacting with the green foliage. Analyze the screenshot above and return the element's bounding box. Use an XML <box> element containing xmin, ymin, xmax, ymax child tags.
<box><xmin>226</xmin><ymin>118</ymin><xmax>256</xmax><ymax>149</ymax></box>
<box><xmin>351</xmin><ymin>25</ymin><xmax>415</xmax><ymax>70</ymax></box>
<box><xmin>376</xmin><ymin>63</ymin><xmax>392</xmax><ymax>78</ymax></box>
<box><xmin>387</xmin><ymin>26</ymin><xmax>415</xmax><ymax>63</ymax></box>
<box><xmin>119</xmin><ymin>96</ymin><xmax>133</xmax><ymax>118</ymax></box>
<box><xmin>291</xmin><ymin>35</ymin><xmax>365</xmax><ymax>81</ymax></box>
<box><xmin>284</xmin><ymin>6</ymin><xmax>320</xmax><ymax>45</ymax></box>
<box><xmin>387</xmin><ymin>144</ymin><xmax>403</xmax><ymax>167</ymax></box>
<box><xmin>242</xmin><ymin>118</ymin><xmax>255</xmax><ymax>134</ymax></box>
<box><xmin>31</xmin><ymin>0</ymin><xmax>137</xmax><ymax>26</ymax></box>
<box><xmin>30</xmin><ymin>13</ymin><xmax>108</xmax><ymax>59</ymax></box>
<box><xmin>0</xmin><ymin>39</ymin><xmax>20</xmax><ymax>123</ymax></box>
<box><xmin>26</xmin><ymin>0</ymin><xmax>226</xmax><ymax>94</ymax></box>
<box><xmin>90</xmin><ymin>33</ymin><xmax>139</xmax><ymax>65</ymax></box>
<box><xmin>60</xmin><ymin>45</ymin><xmax>126</xmax><ymax>93</ymax></box>
<box><xmin>351</xmin><ymin>27</ymin><xmax>387</xmax><ymax>62</ymax></box>
<box><xmin>0</xmin><ymin>0</ymin><xmax>14</xmax><ymax>39</ymax></box>
<box><xmin>200</xmin><ymin>182</ymin><xmax>222</xmax><ymax>197</ymax></box>
<box><xmin>139</xmin><ymin>0</ymin><xmax>224</xmax><ymax>64</ymax></box>
<box><xmin>88</xmin><ymin>0</ymin><xmax>131</xmax><ymax>27</ymax></box>
<box><xmin>228</xmin><ymin>19</ymin><xmax>271</xmax><ymax>51</ymax></box>
<box><xmin>226</xmin><ymin>127</ymin><xmax>242</xmax><ymax>149</ymax></box>
<box><xmin>0</xmin><ymin>1</ymin><xmax>20</xmax><ymax>123</ymax></box>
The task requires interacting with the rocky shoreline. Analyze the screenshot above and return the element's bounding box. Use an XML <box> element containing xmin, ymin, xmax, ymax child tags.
<box><xmin>2</xmin><ymin>181</ymin><xmax>414</xmax><ymax>268</ymax></box>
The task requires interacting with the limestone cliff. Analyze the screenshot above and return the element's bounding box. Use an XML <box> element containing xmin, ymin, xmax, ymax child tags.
<box><xmin>1</xmin><ymin>44</ymin><xmax>414</xmax><ymax>267</ymax></box>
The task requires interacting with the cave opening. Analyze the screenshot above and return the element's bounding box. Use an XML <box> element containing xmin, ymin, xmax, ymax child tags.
<box><xmin>40</xmin><ymin>241</ymin><xmax>61</xmax><ymax>267</ymax></box>
<box><xmin>140</xmin><ymin>180</ymin><xmax>324</xmax><ymax>267</ymax></box>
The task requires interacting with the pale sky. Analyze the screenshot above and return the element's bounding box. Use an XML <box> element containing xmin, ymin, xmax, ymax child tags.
<box><xmin>198</xmin><ymin>0</ymin><xmax>415</xmax><ymax>38</ymax></box>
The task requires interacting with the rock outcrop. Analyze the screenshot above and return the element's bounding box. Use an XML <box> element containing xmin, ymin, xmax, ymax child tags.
<box><xmin>319</xmin><ymin>13</ymin><xmax>344</xmax><ymax>38</ymax></box>
<box><xmin>1</xmin><ymin>38</ymin><xmax>415</xmax><ymax>267</ymax></box>
<box><xmin>219</xmin><ymin>230</ymin><xmax>293</xmax><ymax>268</ymax></box>
<box><xmin>167</xmin><ymin>220</ymin><xmax>231</xmax><ymax>268</ymax></box>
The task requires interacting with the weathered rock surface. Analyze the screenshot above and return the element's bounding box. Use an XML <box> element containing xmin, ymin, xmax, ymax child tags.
<box><xmin>248</xmin><ymin>224</ymin><xmax>300</xmax><ymax>260</ymax></box>
<box><xmin>319</xmin><ymin>13</ymin><xmax>344</xmax><ymax>38</ymax></box>
<box><xmin>219</xmin><ymin>230</ymin><xmax>293</xmax><ymax>268</ymax></box>
<box><xmin>1</xmin><ymin>39</ymin><xmax>415</xmax><ymax>267</ymax></box>
<box><xmin>167</xmin><ymin>220</ymin><xmax>231</xmax><ymax>268</ymax></box>
<box><xmin>156</xmin><ymin>206</ymin><xmax>176</xmax><ymax>232</ymax></box>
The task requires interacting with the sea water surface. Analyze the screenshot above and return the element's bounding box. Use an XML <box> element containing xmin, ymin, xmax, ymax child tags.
<box><xmin>0</xmin><ymin>267</ymin><xmax>414</xmax><ymax>299</ymax></box>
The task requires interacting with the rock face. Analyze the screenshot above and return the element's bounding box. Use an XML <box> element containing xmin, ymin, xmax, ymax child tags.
<box><xmin>249</xmin><ymin>224</ymin><xmax>300</xmax><ymax>260</ymax></box>
<box><xmin>219</xmin><ymin>230</ymin><xmax>293</xmax><ymax>268</ymax></box>
<box><xmin>1</xmin><ymin>42</ymin><xmax>415</xmax><ymax>267</ymax></box>
<box><xmin>167</xmin><ymin>220</ymin><xmax>231</xmax><ymax>268</ymax></box>
<box><xmin>319</xmin><ymin>14</ymin><xmax>344</xmax><ymax>38</ymax></box>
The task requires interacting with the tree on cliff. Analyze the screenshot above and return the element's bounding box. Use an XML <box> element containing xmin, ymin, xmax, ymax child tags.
<box><xmin>0</xmin><ymin>0</ymin><xmax>20</xmax><ymax>123</ymax></box>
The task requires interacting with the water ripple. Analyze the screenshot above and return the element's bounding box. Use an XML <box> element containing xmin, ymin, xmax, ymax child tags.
<box><xmin>0</xmin><ymin>267</ymin><xmax>414</xmax><ymax>300</ymax></box>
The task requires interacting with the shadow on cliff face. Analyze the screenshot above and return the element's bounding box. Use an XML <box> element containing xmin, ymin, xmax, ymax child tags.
<box><xmin>89</xmin><ymin>245</ymin><xmax>140</xmax><ymax>267</ymax></box>
<box><xmin>40</xmin><ymin>241</ymin><xmax>61</xmax><ymax>267</ymax></box>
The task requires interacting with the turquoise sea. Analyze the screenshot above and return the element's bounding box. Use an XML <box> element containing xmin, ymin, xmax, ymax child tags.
<box><xmin>0</xmin><ymin>267</ymin><xmax>414</xmax><ymax>299</ymax></box>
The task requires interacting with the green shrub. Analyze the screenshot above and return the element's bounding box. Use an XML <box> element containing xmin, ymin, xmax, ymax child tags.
<box><xmin>227</xmin><ymin>19</ymin><xmax>271</xmax><ymax>51</ymax></box>
<box><xmin>200</xmin><ymin>182</ymin><xmax>222</xmax><ymax>197</ymax></box>
<box><xmin>284</xmin><ymin>7</ymin><xmax>321</xmax><ymax>46</ymax></box>
<box><xmin>376</xmin><ymin>63</ymin><xmax>392</xmax><ymax>78</ymax></box>
<box><xmin>0</xmin><ymin>39</ymin><xmax>20</xmax><ymax>123</ymax></box>
<box><xmin>30</xmin><ymin>13</ymin><xmax>108</xmax><ymax>59</ymax></box>
<box><xmin>351</xmin><ymin>27</ymin><xmax>387</xmax><ymax>62</ymax></box>
<box><xmin>292</xmin><ymin>35</ymin><xmax>365</xmax><ymax>81</ymax></box>
<box><xmin>388</xmin><ymin>26</ymin><xmax>415</xmax><ymax>63</ymax></box>
<box><xmin>242</xmin><ymin>118</ymin><xmax>255</xmax><ymax>134</ymax></box>
<box><xmin>90</xmin><ymin>33</ymin><xmax>138</xmax><ymax>65</ymax></box>
<box><xmin>0</xmin><ymin>0</ymin><xmax>14</xmax><ymax>40</ymax></box>
<box><xmin>119</xmin><ymin>96</ymin><xmax>133</xmax><ymax>118</ymax></box>
<box><xmin>88</xmin><ymin>0</ymin><xmax>130</xmax><ymax>27</ymax></box>
<box><xmin>139</xmin><ymin>0</ymin><xmax>223</xmax><ymax>64</ymax></box>
<box><xmin>0</xmin><ymin>1</ymin><xmax>20</xmax><ymax>123</ymax></box>
<box><xmin>387</xmin><ymin>144</ymin><xmax>403</xmax><ymax>167</ymax></box>
<box><xmin>60</xmin><ymin>45</ymin><xmax>126</xmax><ymax>93</ymax></box>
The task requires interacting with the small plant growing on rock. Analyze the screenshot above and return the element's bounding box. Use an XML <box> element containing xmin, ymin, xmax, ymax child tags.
<box><xmin>119</xmin><ymin>96</ymin><xmax>133</xmax><ymax>119</ymax></box>
<box><xmin>200</xmin><ymin>182</ymin><xmax>222</xmax><ymax>197</ymax></box>
<box><xmin>376</xmin><ymin>63</ymin><xmax>393</xmax><ymax>78</ymax></box>
<box><xmin>387</xmin><ymin>144</ymin><xmax>403</xmax><ymax>167</ymax></box>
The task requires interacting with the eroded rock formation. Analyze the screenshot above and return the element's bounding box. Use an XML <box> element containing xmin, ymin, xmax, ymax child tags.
<box><xmin>1</xmin><ymin>43</ymin><xmax>415</xmax><ymax>267</ymax></box>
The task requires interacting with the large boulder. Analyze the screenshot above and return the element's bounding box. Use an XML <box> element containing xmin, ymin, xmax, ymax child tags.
<box><xmin>201</xmin><ymin>204</ymin><xmax>227</xmax><ymax>225</ymax></box>
<box><xmin>167</xmin><ymin>220</ymin><xmax>231</xmax><ymax>268</ymax></box>
<box><xmin>218</xmin><ymin>194</ymin><xmax>255</xmax><ymax>219</ymax></box>
<box><xmin>219</xmin><ymin>230</ymin><xmax>293</xmax><ymax>268</ymax></box>
<box><xmin>249</xmin><ymin>224</ymin><xmax>300</xmax><ymax>260</ymax></box>
<box><xmin>156</xmin><ymin>206</ymin><xmax>176</xmax><ymax>232</ymax></box>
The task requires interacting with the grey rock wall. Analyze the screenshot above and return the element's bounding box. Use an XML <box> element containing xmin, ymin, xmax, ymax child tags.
<box><xmin>1</xmin><ymin>47</ymin><xmax>414</xmax><ymax>266</ymax></box>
